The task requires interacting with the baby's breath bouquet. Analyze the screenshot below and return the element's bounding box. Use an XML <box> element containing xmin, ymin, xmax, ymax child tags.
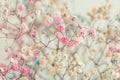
<box><xmin>0</xmin><ymin>0</ymin><xmax>120</xmax><ymax>80</ymax></box>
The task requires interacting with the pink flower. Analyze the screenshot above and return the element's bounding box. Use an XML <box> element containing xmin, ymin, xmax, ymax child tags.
<box><xmin>29</xmin><ymin>0</ymin><xmax>35</xmax><ymax>5</ymax></box>
<box><xmin>61</xmin><ymin>36</ymin><xmax>70</xmax><ymax>44</ymax></box>
<box><xmin>16</xmin><ymin>39</ymin><xmax>23</xmax><ymax>50</ymax></box>
<box><xmin>56</xmin><ymin>24</ymin><xmax>65</xmax><ymax>32</ymax></box>
<box><xmin>21</xmin><ymin>17</ymin><xmax>27</xmax><ymax>23</ymax></box>
<box><xmin>20</xmin><ymin>54</ymin><xmax>27</xmax><ymax>60</ymax></box>
<box><xmin>20</xmin><ymin>66</ymin><xmax>31</xmax><ymax>74</ymax></box>
<box><xmin>35</xmin><ymin>1</ymin><xmax>41</xmax><ymax>7</ymax></box>
<box><xmin>71</xmin><ymin>16</ymin><xmax>77</xmax><ymax>21</ymax></box>
<box><xmin>56</xmin><ymin>32</ymin><xmax>63</xmax><ymax>39</ymax></box>
<box><xmin>11</xmin><ymin>64</ymin><xmax>18</xmax><ymax>71</ymax></box>
<box><xmin>4</xmin><ymin>46</ymin><xmax>12</xmax><ymax>53</ymax></box>
<box><xmin>21</xmin><ymin>23</ymin><xmax>28</xmax><ymax>33</ymax></box>
<box><xmin>35</xmin><ymin>10</ymin><xmax>40</xmax><ymax>17</ymax></box>
<box><xmin>78</xmin><ymin>28</ymin><xmax>86</xmax><ymax>37</ymax></box>
<box><xmin>116</xmin><ymin>48</ymin><xmax>120</xmax><ymax>53</ymax></box>
<box><xmin>118</xmin><ymin>69</ymin><xmax>120</xmax><ymax>73</ymax></box>
<box><xmin>108</xmin><ymin>46</ymin><xmax>116</xmax><ymax>52</ymax></box>
<box><xmin>33</xmin><ymin>49</ymin><xmax>39</xmax><ymax>58</ymax></box>
<box><xmin>54</xmin><ymin>16</ymin><xmax>63</xmax><ymax>23</ymax></box>
<box><xmin>5</xmin><ymin>0</ymin><xmax>10</xmax><ymax>7</ymax></box>
<box><xmin>18</xmin><ymin>4</ymin><xmax>25</xmax><ymax>12</ymax></box>
<box><xmin>47</xmin><ymin>16</ymin><xmax>53</xmax><ymax>26</ymax></box>
<box><xmin>67</xmin><ymin>38</ymin><xmax>80</xmax><ymax>48</ymax></box>
<box><xmin>3</xmin><ymin>10</ymin><xmax>9</xmax><ymax>16</ymax></box>
<box><xmin>63</xmin><ymin>14</ymin><xmax>70</xmax><ymax>20</ymax></box>
<box><xmin>28</xmin><ymin>51</ymin><xmax>33</xmax><ymax>57</ymax></box>
<box><xmin>12</xmin><ymin>54</ymin><xmax>18</xmax><ymax>59</ymax></box>
<box><xmin>0</xmin><ymin>64</ymin><xmax>8</xmax><ymax>75</ymax></box>
<box><xmin>71</xmin><ymin>38</ymin><xmax>80</xmax><ymax>46</ymax></box>
<box><xmin>67</xmin><ymin>41</ymin><xmax>74</xmax><ymax>48</ymax></box>
<box><xmin>89</xmin><ymin>28</ymin><xmax>96</xmax><ymax>37</ymax></box>
<box><xmin>30</xmin><ymin>28</ymin><xmax>36</xmax><ymax>38</ymax></box>
<box><xmin>33</xmin><ymin>78</ymin><xmax>37</xmax><ymax>80</ymax></box>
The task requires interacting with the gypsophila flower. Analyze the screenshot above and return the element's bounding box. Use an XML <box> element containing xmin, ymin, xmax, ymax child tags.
<box><xmin>56</xmin><ymin>24</ymin><xmax>65</xmax><ymax>32</ymax></box>
<box><xmin>54</xmin><ymin>15</ymin><xmax>63</xmax><ymax>23</ymax></box>
<box><xmin>78</xmin><ymin>28</ymin><xmax>86</xmax><ymax>37</ymax></box>
<box><xmin>17</xmin><ymin>4</ymin><xmax>25</xmax><ymax>12</ymax></box>
<box><xmin>0</xmin><ymin>0</ymin><xmax>120</xmax><ymax>80</ymax></box>
<box><xmin>61</xmin><ymin>36</ymin><xmax>70</xmax><ymax>44</ymax></box>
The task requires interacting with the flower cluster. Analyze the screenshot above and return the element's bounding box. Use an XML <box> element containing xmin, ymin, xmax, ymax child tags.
<box><xmin>0</xmin><ymin>0</ymin><xmax>120</xmax><ymax>80</ymax></box>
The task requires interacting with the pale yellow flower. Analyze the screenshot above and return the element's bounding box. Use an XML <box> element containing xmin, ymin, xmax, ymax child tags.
<box><xmin>88</xmin><ymin>55</ymin><xmax>95</xmax><ymax>60</ymax></box>
<box><xmin>22</xmin><ymin>77</ymin><xmax>28</xmax><ymax>80</ymax></box>
<box><xmin>67</xmin><ymin>68</ymin><xmax>74</xmax><ymax>76</ymax></box>
<box><xmin>48</xmin><ymin>58</ymin><xmax>54</xmax><ymax>64</ymax></box>
<box><xmin>84</xmin><ymin>73</ymin><xmax>91</xmax><ymax>79</ymax></box>
<box><xmin>76</xmin><ymin>68</ymin><xmax>82</xmax><ymax>74</ymax></box>
<box><xmin>91</xmin><ymin>68</ymin><xmax>98</xmax><ymax>74</ymax></box>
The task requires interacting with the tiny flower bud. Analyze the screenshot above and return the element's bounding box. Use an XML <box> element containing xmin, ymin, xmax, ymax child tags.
<box><xmin>18</xmin><ymin>4</ymin><xmax>25</xmax><ymax>12</ymax></box>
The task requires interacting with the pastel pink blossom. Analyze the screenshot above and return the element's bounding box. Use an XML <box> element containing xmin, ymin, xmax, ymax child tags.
<box><xmin>78</xmin><ymin>28</ymin><xmax>86</xmax><ymax>37</ymax></box>
<box><xmin>11</xmin><ymin>64</ymin><xmax>18</xmax><ymax>71</ymax></box>
<box><xmin>0</xmin><ymin>64</ymin><xmax>8</xmax><ymax>75</ymax></box>
<box><xmin>56</xmin><ymin>32</ymin><xmax>63</xmax><ymax>39</ymax></box>
<box><xmin>33</xmin><ymin>78</ymin><xmax>38</xmax><ymax>80</ymax></box>
<box><xmin>30</xmin><ymin>28</ymin><xmax>36</xmax><ymax>38</ymax></box>
<box><xmin>29</xmin><ymin>0</ymin><xmax>35</xmax><ymax>5</ymax></box>
<box><xmin>18</xmin><ymin>4</ymin><xmax>25</xmax><ymax>12</ymax></box>
<box><xmin>20</xmin><ymin>66</ymin><xmax>31</xmax><ymax>74</ymax></box>
<box><xmin>67</xmin><ymin>41</ymin><xmax>74</xmax><ymax>48</ymax></box>
<box><xmin>56</xmin><ymin>24</ymin><xmax>65</xmax><ymax>32</ymax></box>
<box><xmin>67</xmin><ymin>38</ymin><xmax>80</xmax><ymax>48</ymax></box>
<box><xmin>21</xmin><ymin>23</ymin><xmax>29</xmax><ymax>33</ymax></box>
<box><xmin>108</xmin><ymin>46</ymin><xmax>116</xmax><ymax>52</ymax></box>
<box><xmin>33</xmin><ymin>49</ymin><xmax>39</xmax><ymax>58</ymax></box>
<box><xmin>3</xmin><ymin>10</ymin><xmax>9</xmax><ymax>16</ymax></box>
<box><xmin>35</xmin><ymin>10</ymin><xmax>40</xmax><ymax>17</ymax></box>
<box><xmin>47</xmin><ymin>16</ymin><xmax>53</xmax><ymax>26</ymax></box>
<box><xmin>71</xmin><ymin>16</ymin><xmax>77</xmax><ymax>21</ymax></box>
<box><xmin>54</xmin><ymin>16</ymin><xmax>63</xmax><ymax>23</ymax></box>
<box><xmin>116</xmin><ymin>48</ymin><xmax>120</xmax><ymax>53</ymax></box>
<box><xmin>118</xmin><ymin>69</ymin><xmax>120</xmax><ymax>73</ymax></box>
<box><xmin>0</xmin><ymin>24</ymin><xmax>5</xmax><ymax>29</ymax></box>
<box><xmin>35</xmin><ymin>1</ymin><xmax>41</xmax><ymax>7</ymax></box>
<box><xmin>89</xmin><ymin>28</ymin><xmax>96</xmax><ymax>37</ymax></box>
<box><xmin>4</xmin><ymin>46</ymin><xmax>12</xmax><ymax>53</ymax></box>
<box><xmin>5</xmin><ymin>0</ymin><xmax>10</xmax><ymax>7</ymax></box>
<box><xmin>28</xmin><ymin>51</ymin><xmax>34</xmax><ymax>57</ymax></box>
<box><xmin>71</xmin><ymin>38</ymin><xmax>80</xmax><ymax>46</ymax></box>
<box><xmin>61</xmin><ymin>36</ymin><xmax>70</xmax><ymax>44</ymax></box>
<box><xmin>12</xmin><ymin>54</ymin><xmax>18</xmax><ymax>59</ymax></box>
<box><xmin>16</xmin><ymin>39</ymin><xmax>23</xmax><ymax>50</ymax></box>
<box><xmin>63</xmin><ymin>14</ymin><xmax>70</xmax><ymax>20</ymax></box>
<box><xmin>21</xmin><ymin>17</ymin><xmax>27</xmax><ymax>23</ymax></box>
<box><xmin>20</xmin><ymin>54</ymin><xmax>27</xmax><ymax>60</ymax></box>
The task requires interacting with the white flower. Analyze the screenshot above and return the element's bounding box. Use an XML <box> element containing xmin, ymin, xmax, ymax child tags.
<box><xmin>35</xmin><ymin>10</ymin><xmax>41</xmax><ymax>16</ymax></box>
<box><xmin>21</xmin><ymin>45</ymin><xmax>28</xmax><ymax>53</ymax></box>
<box><xmin>10</xmin><ymin>58</ymin><xmax>18</xmax><ymax>64</ymax></box>
<box><xmin>78</xmin><ymin>61</ymin><xmax>85</xmax><ymax>68</ymax></box>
